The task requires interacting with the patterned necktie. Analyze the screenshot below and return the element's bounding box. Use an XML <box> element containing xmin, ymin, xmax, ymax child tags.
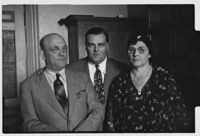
<box><xmin>54</xmin><ymin>73</ymin><xmax>68</xmax><ymax>116</ymax></box>
<box><xmin>94</xmin><ymin>64</ymin><xmax>105</xmax><ymax>104</ymax></box>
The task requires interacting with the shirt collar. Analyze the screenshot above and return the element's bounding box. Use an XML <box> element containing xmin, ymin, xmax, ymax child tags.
<box><xmin>45</xmin><ymin>68</ymin><xmax>66</xmax><ymax>81</ymax></box>
<box><xmin>88</xmin><ymin>57</ymin><xmax>107</xmax><ymax>75</ymax></box>
<box><xmin>99</xmin><ymin>57</ymin><xmax>107</xmax><ymax>75</ymax></box>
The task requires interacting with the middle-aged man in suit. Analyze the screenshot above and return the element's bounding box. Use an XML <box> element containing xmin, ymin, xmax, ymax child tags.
<box><xmin>67</xmin><ymin>27</ymin><xmax>129</xmax><ymax>129</ymax></box>
<box><xmin>20</xmin><ymin>33</ymin><xmax>104</xmax><ymax>132</ymax></box>
<box><xmin>68</xmin><ymin>27</ymin><xmax>129</xmax><ymax>105</ymax></box>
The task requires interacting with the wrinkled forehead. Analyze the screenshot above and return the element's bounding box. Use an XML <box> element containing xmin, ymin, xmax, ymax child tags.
<box><xmin>44</xmin><ymin>35</ymin><xmax>66</xmax><ymax>49</ymax></box>
<box><xmin>128</xmin><ymin>41</ymin><xmax>148</xmax><ymax>49</ymax></box>
<box><xmin>86</xmin><ymin>33</ymin><xmax>107</xmax><ymax>42</ymax></box>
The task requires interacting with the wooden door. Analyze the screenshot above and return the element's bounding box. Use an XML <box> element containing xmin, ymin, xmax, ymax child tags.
<box><xmin>2</xmin><ymin>5</ymin><xmax>26</xmax><ymax>133</ymax></box>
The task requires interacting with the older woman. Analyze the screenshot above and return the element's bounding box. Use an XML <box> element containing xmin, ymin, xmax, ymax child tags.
<box><xmin>104</xmin><ymin>34</ymin><xmax>190</xmax><ymax>132</ymax></box>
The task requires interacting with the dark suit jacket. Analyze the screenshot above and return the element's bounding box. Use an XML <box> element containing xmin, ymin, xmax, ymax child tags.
<box><xmin>67</xmin><ymin>58</ymin><xmax>129</xmax><ymax>106</ymax></box>
<box><xmin>20</xmin><ymin>68</ymin><xmax>104</xmax><ymax>132</ymax></box>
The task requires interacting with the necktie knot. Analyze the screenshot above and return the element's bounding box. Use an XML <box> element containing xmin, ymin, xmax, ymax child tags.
<box><xmin>55</xmin><ymin>73</ymin><xmax>63</xmax><ymax>86</ymax></box>
<box><xmin>56</xmin><ymin>73</ymin><xmax>61</xmax><ymax>79</ymax></box>
<box><xmin>95</xmin><ymin>64</ymin><xmax>99</xmax><ymax>69</ymax></box>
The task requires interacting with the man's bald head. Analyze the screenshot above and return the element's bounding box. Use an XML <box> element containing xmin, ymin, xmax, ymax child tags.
<box><xmin>40</xmin><ymin>33</ymin><xmax>65</xmax><ymax>51</ymax></box>
<box><xmin>40</xmin><ymin>33</ymin><xmax>68</xmax><ymax>72</ymax></box>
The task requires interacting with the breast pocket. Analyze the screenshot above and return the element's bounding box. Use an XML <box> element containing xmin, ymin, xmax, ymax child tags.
<box><xmin>76</xmin><ymin>90</ymin><xmax>87</xmax><ymax>104</ymax></box>
<box><xmin>75</xmin><ymin>90</ymin><xmax>88</xmax><ymax>116</ymax></box>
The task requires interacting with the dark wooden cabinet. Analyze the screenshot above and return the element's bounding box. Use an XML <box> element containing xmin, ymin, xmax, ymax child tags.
<box><xmin>62</xmin><ymin>15</ymin><xmax>145</xmax><ymax>64</ymax></box>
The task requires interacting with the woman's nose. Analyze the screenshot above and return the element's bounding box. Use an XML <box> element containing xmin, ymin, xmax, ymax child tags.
<box><xmin>133</xmin><ymin>49</ymin><xmax>139</xmax><ymax>56</ymax></box>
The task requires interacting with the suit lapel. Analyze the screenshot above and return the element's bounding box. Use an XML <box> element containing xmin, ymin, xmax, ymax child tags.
<box><xmin>84</xmin><ymin>58</ymin><xmax>90</xmax><ymax>77</ymax></box>
<box><xmin>65</xmin><ymin>69</ymin><xmax>77</xmax><ymax>121</ymax></box>
<box><xmin>104</xmin><ymin>59</ymin><xmax>114</xmax><ymax>104</ymax></box>
<box><xmin>36</xmin><ymin>73</ymin><xmax>68</xmax><ymax>120</ymax></box>
<box><xmin>81</xmin><ymin>58</ymin><xmax>93</xmax><ymax>84</ymax></box>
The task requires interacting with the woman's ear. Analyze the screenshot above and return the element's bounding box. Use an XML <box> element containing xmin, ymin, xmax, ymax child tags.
<box><xmin>149</xmin><ymin>54</ymin><xmax>151</xmax><ymax>58</ymax></box>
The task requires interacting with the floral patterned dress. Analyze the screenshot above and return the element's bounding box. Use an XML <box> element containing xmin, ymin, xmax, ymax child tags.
<box><xmin>104</xmin><ymin>65</ymin><xmax>190</xmax><ymax>132</ymax></box>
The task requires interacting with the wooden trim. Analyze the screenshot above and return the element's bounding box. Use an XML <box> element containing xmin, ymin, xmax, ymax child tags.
<box><xmin>4</xmin><ymin>98</ymin><xmax>20</xmax><ymax>108</ymax></box>
<box><xmin>24</xmin><ymin>5</ymin><xmax>40</xmax><ymax>76</ymax></box>
<box><xmin>2</xmin><ymin>10</ymin><xmax>15</xmax><ymax>22</ymax></box>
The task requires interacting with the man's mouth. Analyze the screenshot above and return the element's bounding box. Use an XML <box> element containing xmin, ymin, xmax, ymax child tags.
<box><xmin>57</xmin><ymin>58</ymin><xmax>66</xmax><ymax>61</ymax></box>
<box><xmin>93</xmin><ymin>53</ymin><xmax>101</xmax><ymax>56</ymax></box>
<box><xmin>133</xmin><ymin>58</ymin><xmax>140</xmax><ymax>61</ymax></box>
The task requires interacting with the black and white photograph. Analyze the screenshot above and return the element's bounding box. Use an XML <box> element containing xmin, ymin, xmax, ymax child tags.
<box><xmin>1</xmin><ymin>1</ymin><xmax>200</xmax><ymax>135</ymax></box>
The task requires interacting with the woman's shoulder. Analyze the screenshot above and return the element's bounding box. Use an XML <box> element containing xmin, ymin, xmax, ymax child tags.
<box><xmin>152</xmin><ymin>64</ymin><xmax>177</xmax><ymax>83</ymax></box>
<box><xmin>116</xmin><ymin>71</ymin><xmax>130</xmax><ymax>79</ymax></box>
<box><xmin>111</xmin><ymin>71</ymin><xmax>130</xmax><ymax>85</ymax></box>
<box><xmin>153</xmin><ymin>65</ymin><xmax>171</xmax><ymax>76</ymax></box>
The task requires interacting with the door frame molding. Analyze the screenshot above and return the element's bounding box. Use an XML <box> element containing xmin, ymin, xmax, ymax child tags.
<box><xmin>24</xmin><ymin>5</ymin><xmax>40</xmax><ymax>76</ymax></box>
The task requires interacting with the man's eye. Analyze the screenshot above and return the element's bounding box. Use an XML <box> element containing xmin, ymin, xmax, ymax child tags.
<box><xmin>52</xmin><ymin>48</ymin><xmax>58</xmax><ymax>51</ymax></box>
<box><xmin>99</xmin><ymin>43</ymin><xmax>105</xmax><ymax>47</ymax></box>
<box><xmin>50</xmin><ymin>48</ymin><xmax>59</xmax><ymax>53</ymax></box>
<box><xmin>87</xmin><ymin>43</ymin><xmax>94</xmax><ymax>47</ymax></box>
<box><xmin>62</xmin><ymin>47</ymin><xmax>67</xmax><ymax>50</ymax></box>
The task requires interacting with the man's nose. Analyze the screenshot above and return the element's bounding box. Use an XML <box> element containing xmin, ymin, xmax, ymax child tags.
<box><xmin>58</xmin><ymin>49</ymin><xmax>65</xmax><ymax>55</ymax></box>
<box><xmin>94</xmin><ymin>45</ymin><xmax>98</xmax><ymax>52</ymax></box>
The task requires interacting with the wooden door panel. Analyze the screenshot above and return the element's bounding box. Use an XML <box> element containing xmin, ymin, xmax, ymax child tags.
<box><xmin>2</xmin><ymin>5</ymin><xmax>26</xmax><ymax>133</ymax></box>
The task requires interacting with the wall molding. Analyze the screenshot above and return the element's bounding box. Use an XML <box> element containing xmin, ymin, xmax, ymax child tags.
<box><xmin>24</xmin><ymin>5</ymin><xmax>40</xmax><ymax>76</ymax></box>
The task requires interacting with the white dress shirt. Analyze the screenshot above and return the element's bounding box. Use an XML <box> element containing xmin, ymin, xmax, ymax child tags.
<box><xmin>44</xmin><ymin>68</ymin><xmax>68</xmax><ymax>97</ymax></box>
<box><xmin>88</xmin><ymin>57</ymin><xmax>107</xmax><ymax>85</ymax></box>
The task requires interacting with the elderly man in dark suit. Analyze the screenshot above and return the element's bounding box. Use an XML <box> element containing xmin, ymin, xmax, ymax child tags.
<box><xmin>67</xmin><ymin>27</ymin><xmax>129</xmax><ymax>129</ymax></box>
<box><xmin>20</xmin><ymin>33</ymin><xmax>104</xmax><ymax>132</ymax></box>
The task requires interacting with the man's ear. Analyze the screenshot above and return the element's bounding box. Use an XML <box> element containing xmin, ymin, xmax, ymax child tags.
<box><xmin>41</xmin><ymin>50</ymin><xmax>46</xmax><ymax>61</ymax></box>
<box><xmin>106</xmin><ymin>43</ymin><xmax>109</xmax><ymax>50</ymax></box>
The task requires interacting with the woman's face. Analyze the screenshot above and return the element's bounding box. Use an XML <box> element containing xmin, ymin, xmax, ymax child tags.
<box><xmin>128</xmin><ymin>41</ymin><xmax>151</xmax><ymax>68</ymax></box>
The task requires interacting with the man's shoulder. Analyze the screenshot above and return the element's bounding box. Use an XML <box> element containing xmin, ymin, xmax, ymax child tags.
<box><xmin>66</xmin><ymin>67</ymin><xmax>86</xmax><ymax>76</ymax></box>
<box><xmin>107</xmin><ymin>58</ymin><xmax>124</xmax><ymax>65</ymax></box>
<box><xmin>21</xmin><ymin>72</ymin><xmax>43</xmax><ymax>87</ymax></box>
<box><xmin>67</xmin><ymin>58</ymin><xmax>88</xmax><ymax>71</ymax></box>
<box><xmin>107</xmin><ymin>58</ymin><xmax>130</xmax><ymax>71</ymax></box>
<box><xmin>65</xmin><ymin>68</ymin><xmax>90</xmax><ymax>84</ymax></box>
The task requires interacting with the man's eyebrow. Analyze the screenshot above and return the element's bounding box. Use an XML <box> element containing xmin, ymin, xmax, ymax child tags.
<box><xmin>86</xmin><ymin>42</ymin><xmax>94</xmax><ymax>45</ymax></box>
<box><xmin>98</xmin><ymin>43</ymin><xmax>106</xmax><ymax>45</ymax></box>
